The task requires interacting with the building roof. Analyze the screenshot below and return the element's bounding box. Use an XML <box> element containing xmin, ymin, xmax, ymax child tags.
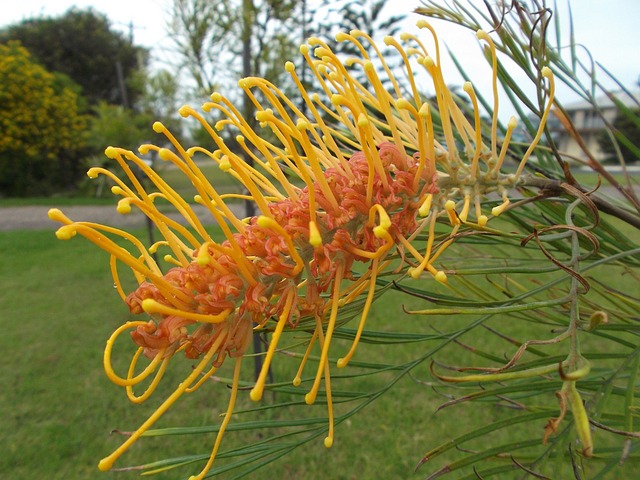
<box><xmin>561</xmin><ymin>88</ymin><xmax>640</xmax><ymax>111</ymax></box>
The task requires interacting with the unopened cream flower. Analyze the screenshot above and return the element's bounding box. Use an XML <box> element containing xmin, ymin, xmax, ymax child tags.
<box><xmin>50</xmin><ymin>21</ymin><xmax>553</xmax><ymax>479</ymax></box>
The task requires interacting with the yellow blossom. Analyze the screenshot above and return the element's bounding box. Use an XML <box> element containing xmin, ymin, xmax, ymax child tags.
<box><xmin>50</xmin><ymin>21</ymin><xmax>553</xmax><ymax>479</ymax></box>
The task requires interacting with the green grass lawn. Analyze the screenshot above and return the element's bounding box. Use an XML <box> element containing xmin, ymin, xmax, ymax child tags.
<box><xmin>1</xmin><ymin>217</ymin><xmax>639</xmax><ymax>479</ymax></box>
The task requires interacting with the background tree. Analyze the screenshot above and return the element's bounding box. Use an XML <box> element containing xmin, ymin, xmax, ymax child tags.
<box><xmin>598</xmin><ymin>107</ymin><xmax>640</xmax><ymax>164</ymax></box>
<box><xmin>168</xmin><ymin>0</ymin><xmax>303</xmax><ymax>108</ymax></box>
<box><xmin>315</xmin><ymin>0</ymin><xmax>406</xmax><ymax>88</ymax></box>
<box><xmin>0</xmin><ymin>8</ymin><xmax>148</xmax><ymax>108</ymax></box>
<box><xmin>0</xmin><ymin>42</ymin><xmax>88</xmax><ymax>196</ymax></box>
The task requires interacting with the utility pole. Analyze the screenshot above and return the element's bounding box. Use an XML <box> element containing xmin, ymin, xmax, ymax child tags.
<box><xmin>242</xmin><ymin>0</ymin><xmax>268</xmax><ymax>383</ymax></box>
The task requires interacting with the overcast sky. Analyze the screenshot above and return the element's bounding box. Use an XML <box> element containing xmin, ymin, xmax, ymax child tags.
<box><xmin>4</xmin><ymin>0</ymin><xmax>640</xmax><ymax>118</ymax></box>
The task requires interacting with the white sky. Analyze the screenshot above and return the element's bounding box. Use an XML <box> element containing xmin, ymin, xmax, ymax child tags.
<box><xmin>3</xmin><ymin>0</ymin><xmax>640</xmax><ymax>118</ymax></box>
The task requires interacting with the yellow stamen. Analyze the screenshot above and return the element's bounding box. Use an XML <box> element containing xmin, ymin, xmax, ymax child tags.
<box><xmin>103</xmin><ymin>322</ymin><xmax>167</xmax><ymax>387</ymax></box>
<box><xmin>189</xmin><ymin>356</ymin><xmax>244</xmax><ymax>480</ymax></box>
<box><xmin>338</xmin><ymin>257</ymin><xmax>379</xmax><ymax>368</ymax></box>
<box><xmin>476</xmin><ymin>30</ymin><xmax>499</xmax><ymax>161</ymax></box>
<box><xmin>491</xmin><ymin>194</ymin><xmax>511</xmax><ymax>217</ymax></box>
<box><xmin>515</xmin><ymin>67</ymin><xmax>555</xmax><ymax>177</ymax></box>
<box><xmin>445</xmin><ymin>200</ymin><xmax>460</xmax><ymax>226</ymax></box>
<box><xmin>250</xmin><ymin>288</ymin><xmax>296</xmax><ymax>401</ymax></box>
<box><xmin>305</xmin><ymin>263</ymin><xmax>344</xmax><ymax>405</ymax></box>
<box><xmin>463</xmin><ymin>81</ymin><xmax>483</xmax><ymax>178</ymax></box>
<box><xmin>141</xmin><ymin>299</ymin><xmax>232</xmax><ymax>324</ymax></box>
<box><xmin>312</xmin><ymin>316</ymin><xmax>335</xmax><ymax>449</ymax></box>
<box><xmin>293</xmin><ymin>327</ymin><xmax>318</xmax><ymax>387</ymax></box>
<box><xmin>309</xmin><ymin>220</ymin><xmax>322</xmax><ymax>247</ymax></box>
<box><xmin>494</xmin><ymin>116</ymin><xmax>518</xmax><ymax>174</ymax></box>
<box><xmin>126</xmin><ymin>352</ymin><xmax>171</xmax><ymax>404</ymax></box>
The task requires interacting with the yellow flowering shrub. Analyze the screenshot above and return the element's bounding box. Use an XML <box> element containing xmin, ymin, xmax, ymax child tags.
<box><xmin>0</xmin><ymin>41</ymin><xmax>88</xmax><ymax>196</ymax></box>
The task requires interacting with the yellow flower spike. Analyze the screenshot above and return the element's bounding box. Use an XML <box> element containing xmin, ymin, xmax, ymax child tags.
<box><xmin>250</xmin><ymin>288</ymin><xmax>296</xmax><ymax>402</ymax></box>
<box><xmin>197</xmin><ymin>98</ymin><xmax>298</xmax><ymax>199</ymax></box>
<box><xmin>515</xmin><ymin>66</ymin><xmax>555</xmax><ymax>178</ymax></box>
<box><xmin>305</xmin><ymin>263</ymin><xmax>344</xmax><ymax>405</ymax></box>
<box><xmin>98</xmin><ymin>330</ymin><xmax>229</xmax><ymax>472</ymax></box>
<box><xmin>417</xmin><ymin>20</ymin><xmax>475</xmax><ymax>157</ymax></box>
<box><xmin>141</xmin><ymin>299</ymin><xmax>232</xmax><ymax>324</ymax></box>
<box><xmin>49</xmin><ymin>24</ymin><xmax>560</xmax><ymax>478</ymax></box>
<box><xmin>418</xmin><ymin>102</ymin><xmax>437</xmax><ymax>179</ymax></box>
<box><xmin>335</xmin><ymin>31</ymin><xmax>368</xmax><ymax>58</ymax></box>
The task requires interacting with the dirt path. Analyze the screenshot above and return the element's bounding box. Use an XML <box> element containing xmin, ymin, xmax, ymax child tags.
<box><xmin>0</xmin><ymin>203</ymin><xmax>246</xmax><ymax>232</ymax></box>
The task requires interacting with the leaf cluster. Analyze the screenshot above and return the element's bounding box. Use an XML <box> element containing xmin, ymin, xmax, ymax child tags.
<box><xmin>0</xmin><ymin>42</ymin><xmax>89</xmax><ymax>196</ymax></box>
<box><xmin>0</xmin><ymin>7</ymin><xmax>149</xmax><ymax>108</ymax></box>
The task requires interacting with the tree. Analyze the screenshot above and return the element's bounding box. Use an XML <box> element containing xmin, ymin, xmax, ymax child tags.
<box><xmin>0</xmin><ymin>8</ymin><xmax>148</xmax><ymax>108</ymax></box>
<box><xmin>0</xmin><ymin>42</ymin><xmax>88</xmax><ymax>196</ymax></box>
<box><xmin>137</xmin><ymin>69</ymin><xmax>182</xmax><ymax>134</ymax></box>
<box><xmin>598</xmin><ymin>107</ymin><xmax>640</xmax><ymax>164</ymax></box>
<box><xmin>315</xmin><ymin>0</ymin><xmax>406</xmax><ymax>88</ymax></box>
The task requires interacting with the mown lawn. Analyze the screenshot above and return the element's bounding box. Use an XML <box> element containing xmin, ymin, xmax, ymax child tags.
<box><xmin>1</xmin><ymin>217</ymin><xmax>638</xmax><ymax>479</ymax></box>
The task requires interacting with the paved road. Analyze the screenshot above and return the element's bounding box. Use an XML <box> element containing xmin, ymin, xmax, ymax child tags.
<box><xmin>0</xmin><ymin>203</ymin><xmax>246</xmax><ymax>232</ymax></box>
<box><xmin>0</xmin><ymin>180</ymin><xmax>633</xmax><ymax>232</ymax></box>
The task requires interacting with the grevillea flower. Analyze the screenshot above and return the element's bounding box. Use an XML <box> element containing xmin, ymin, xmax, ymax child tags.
<box><xmin>49</xmin><ymin>21</ymin><xmax>554</xmax><ymax>479</ymax></box>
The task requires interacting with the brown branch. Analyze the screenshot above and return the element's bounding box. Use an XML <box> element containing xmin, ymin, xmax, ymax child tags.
<box><xmin>521</xmin><ymin>176</ymin><xmax>640</xmax><ymax>230</ymax></box>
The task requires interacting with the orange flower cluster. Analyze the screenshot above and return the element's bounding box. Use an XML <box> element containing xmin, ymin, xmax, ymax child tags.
<box><xmin>49</xmin><ymin>21</ymin><xmax>553</xmax><ymax>479</ymax></box>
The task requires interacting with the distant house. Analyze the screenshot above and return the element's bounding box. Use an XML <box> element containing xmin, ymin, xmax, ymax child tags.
<box><xmin>548</xmin><ymin>89</ymin><xmax>640</xmax><ymax>163</ymax></box>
